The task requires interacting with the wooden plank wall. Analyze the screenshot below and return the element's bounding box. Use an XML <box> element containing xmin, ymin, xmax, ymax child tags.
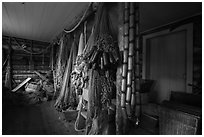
<box><xmin>2</xmin><ymin>35</ymin><xmax>51</xmax><ymax>88</ymax></box>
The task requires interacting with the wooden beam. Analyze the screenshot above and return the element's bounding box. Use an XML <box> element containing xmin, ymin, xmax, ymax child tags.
<box><xmin>11</xmin><ymin>77</ymin><xmax>31</xmax><ymax>92</ymax></box>
<box><xmin>29</xmin><ymin>40</ymin><xmax>34</xmax><ymax>70</ymax></box>
<box><xmin>51</xmin><ymin>44</ymin><xmax>54</xmax><ymax>71</ymax></box>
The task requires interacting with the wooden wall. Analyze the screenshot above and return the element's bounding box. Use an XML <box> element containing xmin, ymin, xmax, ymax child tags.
<box><xmin>2</xmin><ymin>35</ymin><xmax>51</xmax><ymax>88</ymax></box>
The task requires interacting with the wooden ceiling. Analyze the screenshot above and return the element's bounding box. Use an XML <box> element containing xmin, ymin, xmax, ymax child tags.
<box><xmin>2</xmin><ymin>2</ymin><xmax>201</xmax><ymax>43</ymax></box>
<box><xmin>2</xmin><ymin>2</ymin><xmax>89</xmax><ymax>42</ymax></box>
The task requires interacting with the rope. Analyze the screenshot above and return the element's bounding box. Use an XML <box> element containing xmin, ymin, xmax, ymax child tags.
<box><xmin>64</xmin><ymin>2</ymin><xmax>92</xmax><ymax>34</ymax></box>
<box><xmin>13</xmin><ymin>37</ymin><xmax>52</xmax><ymax>55</ymax></box>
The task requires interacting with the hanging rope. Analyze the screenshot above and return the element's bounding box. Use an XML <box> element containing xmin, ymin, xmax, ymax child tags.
<box><xmin>13</xmin><ymin>37</ymin><xmax>52</xmax><ymax>55</ymax></box>
<box><xmin>64</xmin><ymin>2</ymin><xmax>92</xmax><ymax>33</ymax></box>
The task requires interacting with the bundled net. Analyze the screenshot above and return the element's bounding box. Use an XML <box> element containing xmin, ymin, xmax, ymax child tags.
<box><xmin>54</xmin><ymin>35</ymin><xmax>78</xmax><ymax>111</ymax></box>
<box><xmin>82</xmin><ymin>3</ymin><xmax>120</xmax><ymax>134</ymax></box>
<box><xmin>54</xmin><ymin>35</ymin><xmax>70</xmax><ymax>97</ymax></box>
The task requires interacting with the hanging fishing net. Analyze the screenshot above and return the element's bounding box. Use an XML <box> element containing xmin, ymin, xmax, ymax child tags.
<box><xmin>81</xmin><ymin>2</ymin><xmax>120</xmax><ymax>134</ymax></box>
<box><xmin>54</xmin><ymin>35</ymin><xmax>70</xmax><ymax>97</ymax></box>
<box><xmin>54</xmin><ymin>35</ymin><xmax>78</xmax><ymax>111</ymax></box>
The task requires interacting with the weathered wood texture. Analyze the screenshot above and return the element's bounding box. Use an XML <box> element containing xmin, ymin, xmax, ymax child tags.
<box><xmin>2</xmin><ymin>35</ymin><xmax>51</xmax><ymax>88</ymax></box>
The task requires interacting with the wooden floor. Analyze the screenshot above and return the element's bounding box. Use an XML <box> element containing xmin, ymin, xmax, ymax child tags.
<box><xmin>3</xmin><ymin>100</ymin><xmax>153</xmax><ymax>135</ymax></box>
<box><xmin>2</xmin><ymin>101</ymin><xmax>84</xmax><ymax>135</ymax></box>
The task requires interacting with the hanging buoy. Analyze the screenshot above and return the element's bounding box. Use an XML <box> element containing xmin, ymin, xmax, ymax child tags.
<box><xmin>124</xmin><ymin>23</ymin><xmax>129</xmax><ymax>36</ymax></box>
<box><xmin>124</xmin><ymin>3</ymin><xmax>129</xmax><ymax>22</ymax></box>
<box><xmin>129</xmin><ymin>15</ymin><xmax>135</xmax><ymax>28</ymax></box>
<box><xmin>130</xmin><ymin>3</ymin><xmax>135</xmax><ymax>14</ymax></box>
<box><xmin>135</xmin><ymin>78</ymin><xmax>140</xmax><ymax>90</ymax></box>
<box><xmin>123</xmin><ymin>50</ymin><xmax>128</xmax><ymax>63</ymax></box>
<box><xmin>128</xmin><ymin>43</ymin><xmax>134</xmax><ymax>56</ymax></box>
<box><xmin>136</xmin><ymin>51</ymin><xmax>140</xmax><ymax>62</ymax></box>
<box><xmin>135</xmin><ymin>91</ymin><xmax>140</xmax><ymax>105</ymax></box>
<box><xmin>130</xmin><ymin>93</ymin><xmax>136</xmax><ymax>109</ymax></box>
<box><xmin>127</xmin><ymin>71</ymin><xmax>132</xmax><ymax>86</ymax></box>
<box><xmin>122</xmin><ymin>107</ymin><xmax>128</xmax><ymax>120</ymax></box>
<box><xmin>128</xmin><ymin>57</ymin><xmax>133</xmax><ymax>70</ymax></box>
<box><xmin>129</xmin><ymin>28</ymin><xmax>134</xmax><ymax>42</ymax></box>
<box><xmin>126</xmin><ymin>86</ymin><xmax>132</xmax><ymax>102</ymax></box>
<box><xmin>135</xmin><ymin>105</ymin><xmax>140</xmax><ymax>117</ymax></box>
<box><xmin>121</xmin><ymin>78</ymin><xmax>127</xmax><ymax>92</ymax></box>
<box><xmin>124</xmin><ymin>37</ymin><xmax>129</xmax><ymax>49</ymax></box>
<box><xmin>131</xmin><ymin>80</ymin><xmax>136</xmax><ymax>108</ymax></box>
<box><xmin>121</xmin><ymin>93</ymin><xmax>126</xmax><ymax>108</ymax></box>
<box><xmin>135</xmin><ymin>65</ymin><xmax>140</xmax><ymax>76</ymax></box>
<box><xmin>126</xmin><ymin>102</ymin><xmax>131</xmax><ymax>117</ymax></box>
<box><xmin>122</xmin><ymin>64</ymin><xmax>127</xmax><ymax>77</ymax></box>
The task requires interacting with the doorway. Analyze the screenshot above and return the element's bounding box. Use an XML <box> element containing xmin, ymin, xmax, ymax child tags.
<box><xmin>142</xmin><ymin>24</ymin><xmax>193</xmax><ymax>103</ymax></box>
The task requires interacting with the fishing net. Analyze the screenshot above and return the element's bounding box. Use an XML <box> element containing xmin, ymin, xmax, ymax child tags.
<box><xmin>83</xmin><ymin>2</ymin><xmax>120</xmax><ymax>135</ymax></box>
<box><xmin>54</xmin><ymin>35</ymin><xmax>70</xmax><ymax>96</ymax></box>
<box><xmin>54</xmin><ymin>35</ymin><xmax>78</xmax><ymax>111</ymax></box>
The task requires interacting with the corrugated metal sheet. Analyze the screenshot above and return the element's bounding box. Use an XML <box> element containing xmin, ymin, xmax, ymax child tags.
<box><xmin>2</xmin><ymin>2</ymin><xmax>89</xmax><ymax>42</ymax></box>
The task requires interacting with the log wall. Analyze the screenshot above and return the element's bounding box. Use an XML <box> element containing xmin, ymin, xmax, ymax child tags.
<box><xmin>2</xmin><ymin>35</ymin><xmax>51</xmax><ymax>88</ymax></box>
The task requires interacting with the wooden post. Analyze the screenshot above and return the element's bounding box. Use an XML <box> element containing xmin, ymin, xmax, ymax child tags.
<box><xmin>51</xmin><ymin>43</ymin><xmax>54</xmax><ymax>71</ymax></box>
<box><xmin>128</xmin><ymin>2</ymin><xmax>135</xmax><ymax>117</ymax></box>
<box><xmin>5</xmin><ymin>37</ymin><xmax>12</xmax><ymax>90</ymax></box>
<box><xmin>29</xmin><ymin>40</ymin><xmax>34</xmax><ymax>70</ymax></box>
<box><xmin>134</xmin><ymin>3</ymin><xmax>141</xmax><ymax>122</ymax></box>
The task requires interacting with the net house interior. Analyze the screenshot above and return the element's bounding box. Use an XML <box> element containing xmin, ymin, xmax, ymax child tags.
<box><xmin>2</xmin><ymin>2</ymin><xmax>202</xmax><ymax>135</ymax></box>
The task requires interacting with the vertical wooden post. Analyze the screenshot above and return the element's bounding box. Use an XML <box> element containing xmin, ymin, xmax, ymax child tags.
<box><xmin>51</xmin><ymin>43</ymin><xmax>54</xmax><ymax>71</ymax></box>
<box><xmin>129</xmin><ymin>2</ymin><xmax>135</xmax><ymax>117</ymax></box>
<box><xmin>42</xmin><ymin>49</ymin><xmax>45</xmax><ymax>68</ymax></box>
<box><xmin>29</xmin><ymin>40</ymin><xmax>34</xmax><ymax>70</ymax></box>
<box><xmin>5</xmin><ymin>37</ymin><xmax>12</xmax><ymax>90</ymax></box>
<box><xmin>134</xmin><ymin>3</ymin><xmax>141</xmax><ymax>121</ymax></box>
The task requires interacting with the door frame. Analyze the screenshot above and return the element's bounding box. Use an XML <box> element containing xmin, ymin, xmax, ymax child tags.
<box><xmin>142</xmin><ymin>23</ymin><xmax>193</xmax><ymax>93</ymax></box>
